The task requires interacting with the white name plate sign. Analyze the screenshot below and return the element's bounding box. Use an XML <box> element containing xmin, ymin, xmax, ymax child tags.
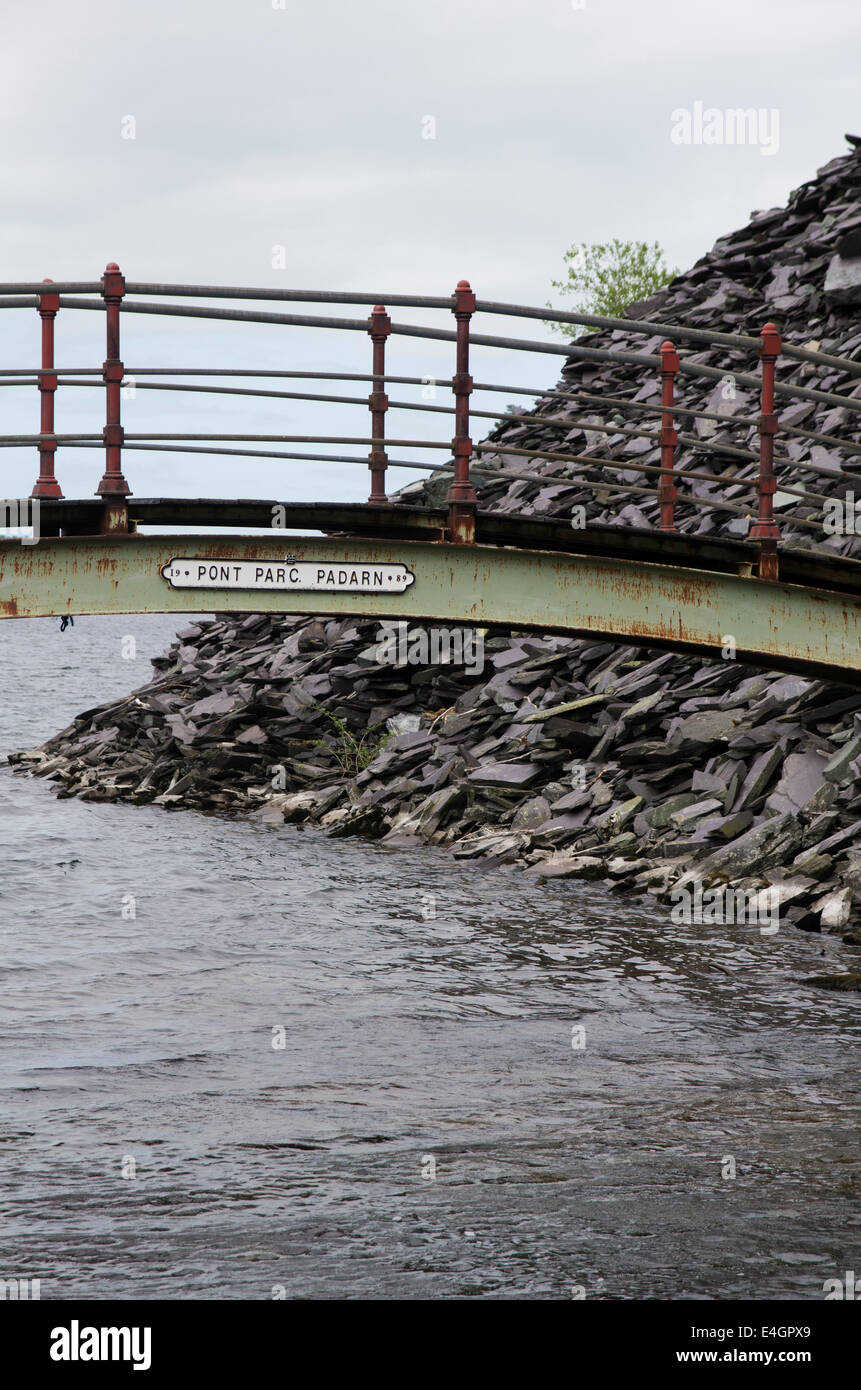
<box><xmin>160</xmin><ymin>558</ymin><xmax>416</xmax><ymax>594</ymax></box>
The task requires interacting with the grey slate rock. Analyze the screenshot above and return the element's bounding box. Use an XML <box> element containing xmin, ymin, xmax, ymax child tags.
<box><xmin>824</xmin><ymin>255</ymin><xmax>861</xmax><ymax>304</ymax></box>
<box><xmin>511</xmin><ymin>795</ymin><xmax>553</xmax><ymax>830</ymax></box>
<box><xmin>766</xmin><ymin>751</ymin><xmax>829</xmax><ymax>815</ymax></box>
<box><xmin>734</xmin><ymin>743</ymin><xmax>786</xmax><ymax>811</ymax></box>
<box><xmin>468</xmin><ymin>762</ymin><xmax>541</xmax><ymax>788</ymax></box>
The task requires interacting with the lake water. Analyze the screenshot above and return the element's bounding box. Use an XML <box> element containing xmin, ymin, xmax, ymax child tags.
<box><xmin>0</xmin><ymin>614</ymin><xmax>858</xmax><ymax>1299</ymax></box>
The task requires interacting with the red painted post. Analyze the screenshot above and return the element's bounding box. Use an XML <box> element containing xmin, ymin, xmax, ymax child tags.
<box><xmin>446</xmin><ymin>278</ymin><xmax>477</xmax><ymax>544</ymax></box>
<box><xmin>367</xmin><ymin>304</ymin><xmax>391</xmax><ymax>504</ymax></box>
<box><xmin>97</xmin><ymin>261</ymin><xmax>130</xmax><ymax>530</ymax></box>
<box><xmin>658</xmin><ymin>340</ymin><xmax>679</xmax><ymax>533</ymax></box>
<box><xmin>31</xmin><ymin>279</ymin><xmax>63</xmax><ymax>500</ymax></box>
<box><xmin>750</xmin><ymin>322</ymin><xmax>781</xmax><ymax>581</ymax></box>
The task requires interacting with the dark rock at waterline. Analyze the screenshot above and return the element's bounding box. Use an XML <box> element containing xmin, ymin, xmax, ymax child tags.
<box><xmin>803</xmin><ymin>972</ymin><xmax>861</xmax><ymax>991</ymax></box>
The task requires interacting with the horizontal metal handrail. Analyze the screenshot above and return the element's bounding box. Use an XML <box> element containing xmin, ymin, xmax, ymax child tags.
<box><xmin>57</xmin><ymin>439</ymin><xmax>439</xmax><ymax>472</ymax></box>
<box><xmin>473</xmin><ymin>441</ymin><xmax>831</xmax><ymax>504</ymax></box>
<box><xmin>21</xmin><ymin>376</ymin><xmax>768</xmax><ymax>465</ymax></box>
<box><xmin>34</xmin><ymin>296</ymin><xmax>854</xmax><ymax>414</ymax></box>
<box><xmin>50</xmin><ymin>439</ymin><xmax>821</xmax><ymax>531</ymax></box>
<box><xmin>469</xmin><ymin>471</ymin><xmax>820</xmax><ymax>528</ymax></box>
<box><xmin>0</xmin><ymin>278</ymin><xmax>853</xmax><ymax>378</ymax></box>
<box><xmin>33</xmin><ymin>427</ymin><xmax>832</xmax><ymax>507</ymax></box>
<box><xmin>50</xmin><ymin>377</ymin><xmax>459</xmax><ymax>414</ymax></box>
<box><xmin>474</xmin><ymin>381</ymin><xmax>861</xmax><ymax>458</ymax></box>
<box><xmin>2</xmin><ymin>430</ymin><xmax>449</xmax><ymax>449</ymax></box>
<box><xmin>0</xmin><ymin>283</ymin><xmax>102</xmax><ymax>294</ymax></box>
<box><xmin>1</xmin><ymin>364</ymin><xmax>857</xmax><ymax>459</ymax></box>
<box><xmin>125</xmin><ymin>432</ymin><xmax>452</xmax><ymax>448</ymax></box>
<box><xmin>0</xmin><ymin>366</ymin><xmax>102</xmax><ymax>376</ymax></box>
<box><xmin>124</xmin><ymin>283</ymin><xmax>457</xmax><ymax>311</ymax></box>
<box><xmin>40</xmin><ymin>377</ymin><xmax>784</xmax><ymax>468</ymax></box>
<box><xmin>9</xmin><ymin>265</ymin><xmax>857</xmax><ymax>579</ymax></box>
<box><xmin>473</xmin><ymin>298</ymin><xmax>861</xmax><ymax>377</ymax></box>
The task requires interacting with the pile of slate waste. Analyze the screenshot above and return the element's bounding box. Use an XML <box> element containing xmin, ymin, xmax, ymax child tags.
<box><xmin>12</xmin><ymin>138</ymin><xmax>861</xmax><ymax>984</ymax></box>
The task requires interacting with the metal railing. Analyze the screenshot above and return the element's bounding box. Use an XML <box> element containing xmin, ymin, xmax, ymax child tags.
<box><xmin>0</xmin><ymin>264</ymin><xmax>860</xmax><ymax>572</ymax></box>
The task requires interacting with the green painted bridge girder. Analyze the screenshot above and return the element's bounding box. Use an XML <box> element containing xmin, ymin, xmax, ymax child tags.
<box><xmin>1</xmin><ymin>533</ymin><xmax>860</xmax><ymax>685</ymax></box>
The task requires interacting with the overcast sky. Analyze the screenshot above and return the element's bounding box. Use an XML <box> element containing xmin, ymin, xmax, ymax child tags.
<box><xmin>1</xmin><ymin>0</ymin><xmax>858</xmax><ymax>510</ymax></box>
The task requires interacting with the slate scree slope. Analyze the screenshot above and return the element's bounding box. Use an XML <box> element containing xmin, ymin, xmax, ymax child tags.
<box><xmin>13</xmin><ymin>137</ymin><xmax>861</xmax><ymax>968</ymax></box>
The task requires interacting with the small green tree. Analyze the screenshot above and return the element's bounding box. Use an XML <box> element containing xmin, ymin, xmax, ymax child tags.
<box><xmin>305</xmin><ymin>706</ymin><xmax>391</xmax><ymax>776</ymax></box>
<box><xmin>548</xmin><ymin>239</ymin><xmax>678</xmax><ymax>338</ymax></box>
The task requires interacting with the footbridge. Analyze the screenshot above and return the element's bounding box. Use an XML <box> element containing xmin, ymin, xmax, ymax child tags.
<box><xmin>1</xmin><ymin>267</ymin><xmax>860</xmax><ymax>684</ymax></box>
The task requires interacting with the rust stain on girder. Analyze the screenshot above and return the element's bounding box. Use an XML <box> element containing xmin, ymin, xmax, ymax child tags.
<box><xmin>1</xmin><ymin>533</ymin><xmax>860</xmax><ymax>683</ymax></box>
<box><xmin>94</xmin><ymin>554</ymin><xmax>122</xmax><ymax>590</ymax></box>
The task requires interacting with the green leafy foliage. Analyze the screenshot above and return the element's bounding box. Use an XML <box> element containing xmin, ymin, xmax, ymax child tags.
<box><xmin>306</xmin><ymin>706</ymin><xmax>391</xmax><ymax>776</ymax></box>
<box><xmin>547</xmin><ymin>239</ymin><xmax>678</xmax><ymax>339</ymax></box>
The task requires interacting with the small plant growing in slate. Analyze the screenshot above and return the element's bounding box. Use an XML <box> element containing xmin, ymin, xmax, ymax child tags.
<box><xmin>307</xmin><ymin>706</ymin><xmax>392</xmax><ymax>776</ymax></box>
